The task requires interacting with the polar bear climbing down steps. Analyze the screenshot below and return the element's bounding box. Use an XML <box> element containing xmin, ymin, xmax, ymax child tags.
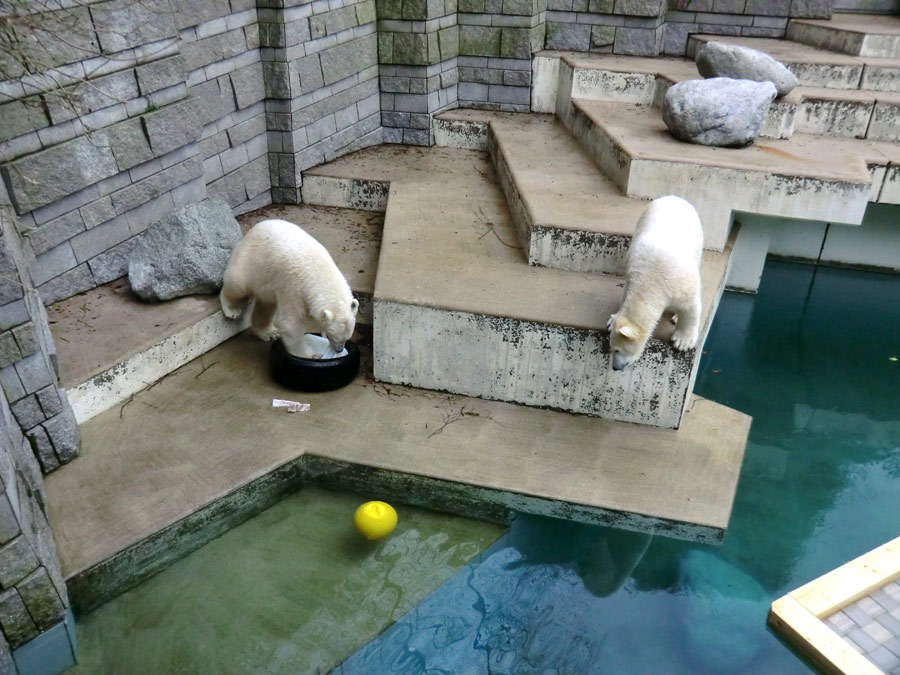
<box><xmin>220</xmin><ymin>219</ymin><xmax>359</xmax><ymax>359</ymax></box>
<box><xmin>608</xmin><ymin>195</ymin><xmax>704</xmax><ymax>371</ymax></box>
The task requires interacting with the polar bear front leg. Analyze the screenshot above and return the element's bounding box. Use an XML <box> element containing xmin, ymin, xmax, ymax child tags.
<box><xmin>251</xmin><ymin>301</ymin><xmax>279</xmax><ymax>342</ymax></box>
<box><xmin>219</xmin><ymin>283</ymin><xmax>247</xmax><ymax>319</ymax></box>
<box><xmin>671</xmin><ymin>291</ymin><xmax>701</xmax><ymax>351</ymax></box>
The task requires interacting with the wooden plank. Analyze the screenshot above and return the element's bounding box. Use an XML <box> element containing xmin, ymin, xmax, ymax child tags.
<box><xmin>791</xmin><ymin>536</ymin><xmax>900</xmax><ymax>617</ymax></box>
<box><xmin>768</xmin><ymin>596</ymin><xmax>883</xmax><ymax>675</ymax></box>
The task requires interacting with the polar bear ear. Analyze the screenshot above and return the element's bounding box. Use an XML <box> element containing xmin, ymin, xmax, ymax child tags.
<box><xmin>617</xmin><ymin>323</ymin><xmax>639</xmax><ymax>341</ymax></box>
<box><xmin>321</xmin><ymin>309</ymin><xmax>333</xmax><ymax>323</ymax></box>
<box><xmin>350</xmin><ymin>298</ymin><xmax>359</xmax><ymax>315</ymax></box>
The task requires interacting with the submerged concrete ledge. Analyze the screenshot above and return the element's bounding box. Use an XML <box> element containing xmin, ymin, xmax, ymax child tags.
<box><xmin>45</xmin><ymin>334</ymin><xmax>750</xmax><ymax>613</ymax></box>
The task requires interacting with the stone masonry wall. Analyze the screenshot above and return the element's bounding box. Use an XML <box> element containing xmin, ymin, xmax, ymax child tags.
<box><xmin>377</xmin><ymin>0</ymin><xmax>460</xmax><ymax>145</ymax></box>
<box><xmin>262</xmin><ymin>0</ymin><xmax>382</xmax><ymax>201</ymax></box>
<box><xmin>0</xmin><ymin>0</ymin><xmax>386</xmax><ymax>304</ymax></box>
<box><xmin>544</xmin><ymin>1</ymin><xmax>833</xmax><ymax>57</ymax></box>
<box><xmin>0</xmin><ymin>380</ymin><xmax>74</xmax><ymax>671</ymax></box>
<box><xmin>458</xmin><ymin>0</ymin><xmax>546</xmax><ymax>111</ymax></box>
<box><xmin>182</xmin><ymin>1</ymin><xmax>271</xmax><ymax>215</ymax></box>
<box><xmin>1</xmin><ymin>181</ymin><xmax>79</xmax><ymax>475</ymax></box>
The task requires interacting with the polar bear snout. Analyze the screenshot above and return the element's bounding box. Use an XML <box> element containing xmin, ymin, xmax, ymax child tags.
<box><xmin>612</xmin><ymin>350</ymin><xmax>630</xmax><ymax>371</ymax></box>
<box><xmin>320</xmin><ymin>304</ymin><xmax>357</xmax><ymax>353</ymax></box>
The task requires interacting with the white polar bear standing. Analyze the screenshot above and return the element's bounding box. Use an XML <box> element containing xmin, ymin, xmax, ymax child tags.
<box><xmin>607</xmin><ymin>195</ymin><xmax>703</xmax><ymax>371</ymax></box>
<box><xmin>220</xmin><ymin>219</ymin><xmax>358</xmax><ymax>359</ymax></box>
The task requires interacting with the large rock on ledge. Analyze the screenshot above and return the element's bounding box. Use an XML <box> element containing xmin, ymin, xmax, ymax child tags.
<box><xmin>128</xmin><ymin>199</ymin><xmax>241</xmax><ymax>301</ymax></box>
<box><xmin>663</xmin><ymin>78</ymin><xmax>777</xmax><ymax>148</ymax></box>
<box><xmin>696</xmin><ymin>41</ymin><xmax>798</xmax><ymax>97</ymax></box>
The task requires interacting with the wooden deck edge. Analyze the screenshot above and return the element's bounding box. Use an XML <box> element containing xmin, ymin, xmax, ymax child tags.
<box><xmin>791</xmin><ymin>536</ymin><xmax>900</xmax><ymax>617</ymax></box>
<box><xmin>768</xmin><ymin>596</ymin><xmax>883</xmax><ymax>675</ymax></box>
<box><xmin>768</xmin><ymin>535</ymin><xmax>900</xmax><ymax>674</ymax></box>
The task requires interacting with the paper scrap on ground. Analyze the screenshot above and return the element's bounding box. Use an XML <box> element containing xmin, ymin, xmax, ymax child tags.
<box><xmin>272</xmin><ymin>399</ymin><xmax>311</xmax><ymax>413</ymax></box>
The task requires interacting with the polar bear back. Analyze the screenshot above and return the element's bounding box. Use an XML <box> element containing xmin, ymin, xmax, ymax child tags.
<box><xmin>236</xmin><ymin>218</ymin><xmax>352</xmax><ymax>308</ymax></box>
<box><xmin>627</xmin><ymin>195</ymin><xmax>703</xmax><ymax>278</ymax></box>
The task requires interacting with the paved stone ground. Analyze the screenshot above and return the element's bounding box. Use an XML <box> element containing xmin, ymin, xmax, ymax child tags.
<box><xmin>825</xmin><ymin>581</ymin><xmax>900</xmax><ymax>673</ymax></box>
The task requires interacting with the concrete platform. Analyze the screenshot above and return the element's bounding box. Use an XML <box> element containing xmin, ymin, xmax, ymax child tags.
<box><xmin>298</xmin><ymin>143</ymin><xmax>730</xmax><ymax>426</ymax></box>
<box><xmin>788</xmin><ymin>13</ymin><xmax>900</xmax><ymax>59</ymax></box>
<box><xmin>47</xmin><ymin>205</ymin><xmax>382</xmax><ymax>422</ymax></box>
<box><xmin>435</xmin><ymin>109</ymin><xmax>648</xmax><ymax>275</ymax></box>
<box><xmin>560</xmin><ymin>96</ymin><xmax>873</xmax><ymax>249</ymax></box>
<box><xmin>44</xmin><ymin>332</ymin><xmax>751</xmax><ymax>612</ymax></box>
<box><xmin>686</xmin><ymin>35</ymin><xmax>900</xmax><ymax>92</ymax></box>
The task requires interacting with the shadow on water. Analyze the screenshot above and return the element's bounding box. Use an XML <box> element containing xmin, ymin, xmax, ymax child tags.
<box><xmin>340</xmin><ymin>260</ymin><xmax>900</xmax><ymax>675</ymax></box>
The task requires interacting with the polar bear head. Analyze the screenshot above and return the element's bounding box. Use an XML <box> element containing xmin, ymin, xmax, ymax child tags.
<box><xmin>609</xmin><ymin>317</ymin><xmax>651</xmax><ymax>370</ymax></box>
<box><xmin>320</xmin><ymin>297</ymin><xmax>359</xmax><ymax>352</ymax></box>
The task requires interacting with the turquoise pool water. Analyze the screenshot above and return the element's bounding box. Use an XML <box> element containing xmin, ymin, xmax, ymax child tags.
<box><xmin>338</xmin><ymin>260</ymin><xmax>900</xmax><ymax>674</ymax></box>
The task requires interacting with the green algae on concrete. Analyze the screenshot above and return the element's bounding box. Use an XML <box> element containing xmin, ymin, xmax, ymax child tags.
<box><xmin>70</xmin><ymin>487</ymin><xmax>502</xmax><ymax>675</ymax></box>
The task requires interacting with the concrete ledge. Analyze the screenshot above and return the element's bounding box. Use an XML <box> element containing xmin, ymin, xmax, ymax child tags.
<box><xmin>787</xmin><ymin>14</ymin><xmax>900</xmax><ymax>59</ymax></box>
<box><xmin>561</xmin><ymin>96</ymin><xmax>872</xmax><ymax>249</ymax></box>
<box><xmin>686</xmin><ymin>35</ymin><xmax>867</xmax><ymax>89</ymax></box>
<box><xmin>49</xmin><ymin>204</ymin><xmax>382</xmax><ymax>422</ymax></box>
<box><xmin>300</xmin><ymin>174</ymin><xmax>389</xmax><ymax>211</ymax></box>
<box><xmin>374</xmin><ymin>300</ymin><xmax>702</xmax><ymax>427</ymax></box>
<box><xmin>433</xmin><ymin>116</ymin><xmax>490</xmax><ymax>150</ymax></box>
<box><xmin>435</xmin><ymin>108</ymin><xmax>645</xmax><ymax>275</ymax></box>
<box><xmin>486</xmin><ymin>112</ymin><xmax>645</xmax><ymax>275</ymax></box>
<box><xmin>67</xmin><ymin>309</ymin><xmax>248</xmax><ymax>423</ymax></box>
<box><xmin>46</xmin><ymin>334</ymin><xmax>750</xmax><ymax>614</ymax></box>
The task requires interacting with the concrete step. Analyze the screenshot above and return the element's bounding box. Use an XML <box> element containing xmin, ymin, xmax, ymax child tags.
<box><xmin>537</xmin><ymin>51</ymin><xmax>900</xmax><ymax>142</ymax></box>
<box><xmin>558</xmin><ymin>95</ymin><xmax>874</xmax><ymax>250</ymax></box>
<box><xmin>686</xmin><ymin>34</ymin><xmax>900</xmax><ymax>92</ymax></box>
<box><xmin>787</xmin><ymin>13</ymin><xmax>900</xmax><ymax>59</ymax></box>
<box><xmin>538</xmin><ymin>52</ymin><xmax>795</xmax><ymax>140</ymax></box>
<box><xmin>792</xmin><ymin>86</ymin><xmax>900</xmax><ymax>140</ymax></box>
<box><xmin>48</xmin><ymin>204</ymin><xmax>381</xmax><ymax>423</ymax></box>
<box><xmin>434</xmin><ymin>109</ymin><xmax>648</xmax><ymax>275</ymax></box>
<box><xmin>301</xmin><ymin>144</ymin><xmax>730</xmax><ymax>427</ymax></box>
<box><xmin>44</xmin><ymin>333</ymin><xmax>750</xmax><ymax>613</ymax></box>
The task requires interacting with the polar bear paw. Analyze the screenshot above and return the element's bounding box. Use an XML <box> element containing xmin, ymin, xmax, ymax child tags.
<box><xmin>220</xmin><ymin>300</ymin><xmax>243</xmax><ymax>319</ymax></box>
<box><xmin>671</xmin><ymin>329</ymin><xmax>698</xmax><ymax>352</ymax></box>
<box><xmin>606</xmin><ymin>313</ymin><xmax>617</xmax><ymax>331</ymax></box>
<box><xmin>253</xmin><ymin>326</ymin><xmax>280</xmax><ymax>342</ymax></box>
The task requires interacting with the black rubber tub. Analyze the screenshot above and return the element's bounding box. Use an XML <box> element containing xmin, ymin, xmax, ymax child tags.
<box><xmin>270</xmin><ymin>338</ymin><xmax>360</xmax><ymax>392</ymax></box>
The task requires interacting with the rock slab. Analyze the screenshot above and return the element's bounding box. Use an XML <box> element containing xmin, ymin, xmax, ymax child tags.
<box><xmin>663</xmin><ymin>78</ymin><xmax>777</xmax><ymax>148</ymax></box>
<box><xmin>128</xmin><ymin>199</ymin><xmax>241</xmax><ymax>302</ymax></box>
<box><xmin>696</xmin><ymin>41</ymin><xmax>798</xmax><ymax>97</ymax></box>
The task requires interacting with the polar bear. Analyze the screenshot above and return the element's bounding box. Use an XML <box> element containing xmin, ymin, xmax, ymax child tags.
<box><xmin>607</xmin><ymin>195</ymin><xmax>703</xmax><ymax>371</ymax></box>
<box><xmin>220</xmin><ymin>219</ymin><xmax>358</xmax><ymax>359</ymax></box>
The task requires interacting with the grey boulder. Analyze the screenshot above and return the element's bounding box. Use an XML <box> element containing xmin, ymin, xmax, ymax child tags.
<box><xmin>128</xmin><ymin>199</ymin><xmax>241</xmax><ymax>301</ymax></box>
<box><xmin>663</xmin><ymin>78</ymin><xmax>777</xmax><ymax>148</ymax></box>
<box><xmin>696</xmin><ymin>41</ymin><xmax>798</xmax><ymax>97</ymax></box>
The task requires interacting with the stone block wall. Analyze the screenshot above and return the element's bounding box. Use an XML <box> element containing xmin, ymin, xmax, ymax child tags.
<box><xmin>457</xmin><ymin>0</ymin><xmax>547</xmax><ymax>111</ymax></box>
<box><xmin>0</xmin><ymin>381</ymin><xmax>75</xmax><ymax>672</ymax></box>
<box><xmin>261</xmin><ymin>0</ymin><xmax>382</xmax><ymax>201</ymax></box>
<box><xmin>544</xmin><ymin>0</ymin><xmax>833</xmax><ymax>56</ymax></box>
<box><xmin>1</xmin><ymin>182</ymin><xmax>79</xmax><ymax>475</ymax></box>
<box><xmin>377</xmin><ymin>0</ymin><xmax>460</xmax><ymax>145</ymax></box>
<box><xmin>180</xmin><ymin>1</ymin><xmax>271</xmax><ymax>215</ymax></box>
<box><xmin>0</xmin><ymin>0</ymin><xmax>385</xmax><ymax>304</ymax></box>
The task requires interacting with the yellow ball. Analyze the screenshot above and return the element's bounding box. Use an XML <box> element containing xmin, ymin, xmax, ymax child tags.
<box><xmin>353</xmin><ymin>501</ymin><xmax>398</xmax><ymax>540</ymax></box>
